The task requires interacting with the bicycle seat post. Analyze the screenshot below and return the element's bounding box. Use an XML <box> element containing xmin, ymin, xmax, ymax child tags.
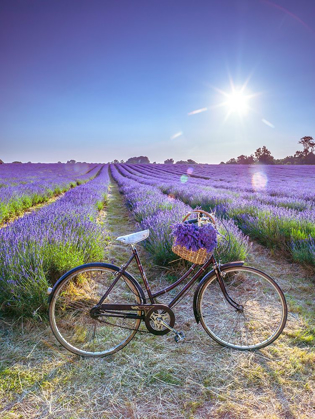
<box><xmin>131</xmin><ymin>245</ymin><xmax>155</xmax><ymax>304</ymax></box>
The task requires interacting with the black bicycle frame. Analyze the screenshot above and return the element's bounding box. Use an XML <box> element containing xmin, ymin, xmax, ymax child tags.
<box><xmin>97</xmin><ymin>245</ymin><xmax>242</xmax><ymax>313</ymax></box>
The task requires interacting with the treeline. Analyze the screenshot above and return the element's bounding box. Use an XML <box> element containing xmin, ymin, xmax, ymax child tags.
<box><xmin>112</xmin><ymin>157</ymin><xmax>199</xmax><ymax>165</ymax></box>
<box><xmin>111</xmin><ymin>136</ymin><xmax>315</xmax><ymax>166</ymax></box>
<box><xmin>223</xmin><ymin>136</ymin><xmax>315</xmax><ymax>165</ymax></box>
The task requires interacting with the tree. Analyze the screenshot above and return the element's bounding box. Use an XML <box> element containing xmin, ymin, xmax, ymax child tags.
<box><xmin>246</xmin><ymin>155</ymin><xmax>255</xmax><ymax>164</ymax></box>
<box><xmin>303</xmin><ymin>152</ymin><xmax>315</xmax><ymax>165</ymax></box>
<box><xmin>236</xmin><ymin>154</ymin><xmax>255</xmax><ymax>164</ymax></box>
<box><xmin>276</xmin><ymin>155</ymin><xmax>295</xmax><ymax>165</ymax></box>
<box><xmin>254</xmin><ymin>146</ymin><xmax>274</xmax><ymax>164</ymax></box>
<box><xmin>164</xmin><ymin>158</ymin><xmax>174</xmax><ymax>164</ymax></box>
<box><xmin>226</xmin><ymin>158</ymin><xmax>237</xmax><ymax>164</ymax></box>
<box><xmin>298</xmin><ymin>136</ymin><xmax>315</xmax><ymax>156</ymax></box>
<box><xmin>125</xmin><ymin>156</ymin><xmax>150</xmax><ymax>164</ymax></box>
<box><xmin>175</xmin><ymin>159</ymin><xmax>198</xmax><ymax>164</ymax></box>
<box><xmin>67</xmin><ymin>160</ymin><xmax>76</xmax><ymax>164</ymax></box>
<box><xmin>187</xmin><ymin>159</ymin><xmax>197</xmax><ymax>165</ymax></box>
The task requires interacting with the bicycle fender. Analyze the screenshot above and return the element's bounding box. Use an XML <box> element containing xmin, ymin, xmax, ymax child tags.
<box><xmin>193</xmin><ymin>261</ymin><xmax>245</xmax><ymax>323</ymax></box>
<box><xmin>48</xmin><ymin>262</ymin><xmax>146</xmax><ymax>304</ymax></box>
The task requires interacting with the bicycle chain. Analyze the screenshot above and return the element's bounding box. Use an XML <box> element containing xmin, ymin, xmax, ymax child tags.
<box><xmin>98</xmin><ymin>318</ymin><xmax>151</xmax><ymax>333</ymax></box>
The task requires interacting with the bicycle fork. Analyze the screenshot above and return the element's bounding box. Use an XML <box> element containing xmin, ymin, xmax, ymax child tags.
<box><xmin>215</xmin><ymin>268</ymin><xmax>243</xmax><ymax>312</ymax></box>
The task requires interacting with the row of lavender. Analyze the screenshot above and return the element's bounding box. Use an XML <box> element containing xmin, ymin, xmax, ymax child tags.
<box><xmin>0</xmin><ymin>163</ymin><xmax>98</xmax><ymax>224</ymax></box>
<box><xmin>155</xmin><ymin>163</ymin><xmax>315</xmax><ymax>200</ymax></box>
<box><xmin>129</xmin><ymin>164</ymin><xmax>315</xmax><ymax>209</ymax></box>
<box><xmin>111</xmin><ymin>164</ymin><xmax>249</xmax><ymax>266</ymax></box>
<box><xmin>121</xmin><ymin>164</ymin><xmax>315</xmax><ymax>267</ymax></box>
<box><xmin>0</xmin><ymin>165</ymin><xmax>110</xmax><ymax>316</ymax></box>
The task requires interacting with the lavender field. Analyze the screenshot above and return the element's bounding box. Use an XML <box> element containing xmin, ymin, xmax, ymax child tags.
<box><xmin>0</xmin><ymin>162</ymin><xmax>314</xmax><ymax>317</ymax></box>
<box><xmin>0</xmin><ymin>162</ymin><xmax>315</xmax><ymax>418</ymax></box>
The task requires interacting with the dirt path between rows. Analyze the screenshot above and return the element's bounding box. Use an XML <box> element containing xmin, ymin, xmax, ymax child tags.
<box><xmin>97</xmin><ymin>178</ymin><xmax>156</xmax><ymax>280</ymax></box>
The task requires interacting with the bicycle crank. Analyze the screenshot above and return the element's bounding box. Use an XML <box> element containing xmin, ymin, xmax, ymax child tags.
<box><xmin>144</xmin><ymin>305</ymin><xmax>175</xmax><ymax>335</ymax></box>
<box><xmin>144</xmin><ymin>306</ymin><xmax>185</xmax><ymax>342</ymax></box>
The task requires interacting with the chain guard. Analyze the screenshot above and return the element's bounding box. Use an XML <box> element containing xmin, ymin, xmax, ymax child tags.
<box><xmin>144</xmin><ymin>305</ymin><xmax>175</xmax><ymax>335</ymax></box>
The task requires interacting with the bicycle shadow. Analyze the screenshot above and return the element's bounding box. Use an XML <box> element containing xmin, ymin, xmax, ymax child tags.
<box><xmin>252</xmin><ymin>351</ymin><xmax>298</xmax><ymax>419</ymax></box>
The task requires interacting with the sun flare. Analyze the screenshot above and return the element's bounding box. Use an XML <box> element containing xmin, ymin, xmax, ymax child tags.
<box><xmin>225</xmin><ymin>90</ymin><xmax>249</xmax><ymax>115</ymax></box>
<box><xmin>211</xmin><ymin>78</ymin><xmax>259</xmax><ymax>121</ymax></box>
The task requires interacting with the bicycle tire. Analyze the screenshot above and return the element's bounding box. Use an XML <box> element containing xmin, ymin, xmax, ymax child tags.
<box><xmin>49</xmin><ymin>263</ymin><xmax>143</xmax><ymax>357</ymax></box>
<box><xmin>197</xmin><ymin>266</ymin><xmax>287</xmax><ymax>350</ymax></box>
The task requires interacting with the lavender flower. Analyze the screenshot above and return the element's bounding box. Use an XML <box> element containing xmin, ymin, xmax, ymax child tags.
<box><xmin>171</xmin><ymin>222</ymin><xmax>217</xmax><ymax>253</ymax></box>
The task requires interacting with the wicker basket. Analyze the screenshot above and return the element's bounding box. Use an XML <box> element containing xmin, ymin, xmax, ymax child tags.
<box><xmin>171</xmin><ymin>210</ymin><xmax>216</xmax><ymax>265</ymax></box>
<box><xmin>172</xmin><ymin>243</ymin><xmax>211</xmax><ymax>264</ymax></box>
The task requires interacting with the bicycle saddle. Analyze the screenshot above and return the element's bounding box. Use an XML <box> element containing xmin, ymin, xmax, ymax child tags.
<box><xmin>116</xmin><ymin>229</ymin><xmax>150</xmax><ymax>245</ymax></box>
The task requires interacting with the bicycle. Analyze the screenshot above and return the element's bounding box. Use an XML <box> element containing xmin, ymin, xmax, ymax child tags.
<box><xmin>48</xmin><ymin>210</ymin><xmax>287</xmax><ymax>357</ymax></box>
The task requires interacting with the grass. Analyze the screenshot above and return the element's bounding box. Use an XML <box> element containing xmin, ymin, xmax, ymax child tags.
<box><xmin>1</xmin><ymin>181</ymin><xmax>315</xmax><ymax>418</ymax></box>
<box><xmin>1</xmin><ymin>311</ymin><xmax>314</xmax><ymax>418</ymax></box>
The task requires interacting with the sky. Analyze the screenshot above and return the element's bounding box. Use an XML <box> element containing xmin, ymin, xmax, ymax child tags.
<box><xmin>0</xmin><ymin>0</ymin><xmax>314</xmax><ymax>163</ymax></box>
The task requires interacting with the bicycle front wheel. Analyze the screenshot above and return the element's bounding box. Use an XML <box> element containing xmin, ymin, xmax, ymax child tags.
<box><xmin>198</xmin><ymin>266</ymin><xmax>287</xmax><ymax>350</ymax></box>
<box><xmin>49</xmin><ymin>264</ymin><xmax>143</xmax><ymax>357</ymax></box>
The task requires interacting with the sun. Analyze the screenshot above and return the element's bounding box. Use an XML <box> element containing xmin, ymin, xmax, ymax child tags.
<box><xmin>188</xmin><ymin>76</ymin><xmax>261</xmax><ymax>123</ymax></box>
<box><xmin>225</xmin><ymin>90</ymin><xmax>249</xmax><ymax>116</ymax></box>
<box><xmin>210</xmin><ymin>78</ymin><xmax>259</xmax><ymax>121</ymax></box>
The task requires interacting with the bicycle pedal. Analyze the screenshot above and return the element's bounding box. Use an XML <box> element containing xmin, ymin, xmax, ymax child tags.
<box><xmin>174</xmin><ymin>331</ymin><xmax>185</xmax><ymax>343</ymax></box>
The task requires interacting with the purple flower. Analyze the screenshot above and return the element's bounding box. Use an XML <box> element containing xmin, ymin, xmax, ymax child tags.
<box><xmin>171</xmin><ymin>222</ymin><xmax>218</xmax><ymax>253</ymax></box>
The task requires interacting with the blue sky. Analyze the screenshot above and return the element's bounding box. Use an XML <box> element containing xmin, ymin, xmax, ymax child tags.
<box><xmin>0</xmin><ymin>0</ymin><xmax>314</xmax><ymax>163</ymax></box>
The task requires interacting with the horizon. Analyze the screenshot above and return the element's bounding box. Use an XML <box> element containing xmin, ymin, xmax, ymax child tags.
<box><xmin>1</xmin><ymin>0</ymin><xmax>314</xmax><ymax>163</ymax></box>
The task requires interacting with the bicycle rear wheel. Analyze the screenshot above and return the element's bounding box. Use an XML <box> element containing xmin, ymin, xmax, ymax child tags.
<box><xmin>49</xmin><ymin>264</ymin><xmax>143</xmax><ymax>357</ymax></box>
<box><xmin>198</xmin><ymin>266</ymin><xmax>287</xmax><ymax>350</ymax></box>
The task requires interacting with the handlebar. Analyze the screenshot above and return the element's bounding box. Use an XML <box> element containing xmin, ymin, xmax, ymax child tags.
<box><xmin>182</xmin><ymin>209</ymin><xmax>216</xmax><ymax>226</ymax></box>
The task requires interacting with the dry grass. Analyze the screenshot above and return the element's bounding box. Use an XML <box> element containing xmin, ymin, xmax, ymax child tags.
<box><xmin>1</xmin><ymin>182</ymin><xmax>314</xmax><ymax>418</ymax></box>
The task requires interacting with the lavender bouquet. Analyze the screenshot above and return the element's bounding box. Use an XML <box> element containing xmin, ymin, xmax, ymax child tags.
<box><xmin>171</xmin><ymin>222</ymin><xmax>218</xmax><ymax>253</ymax></box>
